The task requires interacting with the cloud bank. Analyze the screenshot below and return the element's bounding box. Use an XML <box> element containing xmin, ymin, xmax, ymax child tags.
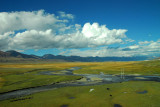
<box><xmin>0</xmin><ymin>10</ymin><xmax>128</xmax><ymax>50</ymax></box>
<box><xmin>60</xmin><ymin>40</ymin><xmax>160</xmax><ymax>57</ymax></box>
<box><xmin>0</xmin><ymin>10</ymin><xmax>159</xmax><ymax>57</ymax></box>
<box><xmin>0</xmin><ymin>10</ymin><xmax>62</xmax><ymax>34</ymax></box>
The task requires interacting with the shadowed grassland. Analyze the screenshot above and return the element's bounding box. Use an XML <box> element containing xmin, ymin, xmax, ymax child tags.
<box><xmin>0</xmin><ymin>81</ymin><xmax>160</xmax><ymax>107</ymax></box>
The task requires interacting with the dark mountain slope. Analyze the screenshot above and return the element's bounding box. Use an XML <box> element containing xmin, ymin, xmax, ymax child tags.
<box><xmin>0</xmin><ymin>50</ymin><xmax>150</xmax><ymax>62</ymax></box>
<box><xmin>0</xmin><ymin>51</ymin><xmax>10</xmax><ymax>57</ymax></box>
<box><xmin>6</xmin><ymin>50</ymin><xmax>40</xmax><ymax>59</ymax></box>
<box><xmin>42</xmin><ymin>54</ymin><xmax>148</xmax><ymax>62</ymax></box>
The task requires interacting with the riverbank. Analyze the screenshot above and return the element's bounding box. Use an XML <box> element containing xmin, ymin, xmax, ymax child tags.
<box><xmin>1</xmin><ymin>66</ymin><xmax>160</xmax><ymax>101</ymax></box>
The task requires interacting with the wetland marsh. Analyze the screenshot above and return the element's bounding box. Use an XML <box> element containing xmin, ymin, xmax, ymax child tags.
<box><xmin>0</xmin><ymin>60</ymin><xmax>160</xmax><ymax>107</ymax></box>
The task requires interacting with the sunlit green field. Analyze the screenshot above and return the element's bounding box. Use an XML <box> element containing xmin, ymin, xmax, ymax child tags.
<box><xmin>0</xmin><ymin>60</ymin><xmax>160</xmax><ymax>107</ymax></box>
<box><xmin>0</xmin><ymin>62</ymin><xmax>86</xmax><ymax>93</ymax></box>
<box><xmin>73</xmin><ymin>60</ymin><xmax>160</xmax><ymax>75</ymax></box>
<box><xmin>1</xmin><ymin>81</ymin><xmax>160</xmax><ymax>107</ymax></box>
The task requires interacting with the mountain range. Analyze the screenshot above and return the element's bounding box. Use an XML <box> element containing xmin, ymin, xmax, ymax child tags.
<box><xmin>0</xmin><ymin>50</ymin><xmax>152</xmax><ymax>62</ymax></box>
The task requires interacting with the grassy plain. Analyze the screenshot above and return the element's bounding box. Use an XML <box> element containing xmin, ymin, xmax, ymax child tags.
<box><xmin>0</xmin><ymin>60</ymin><xmax>160</xmax><ymax>107</ymax></box>
<box><xmin>73</xmin><ymin>60</ymin><xmax>160</xmax><ymax>75</ymax></box>
<box><xmin>0</xmin><ymin>62</ymin><xmax>91</xmax><ymax>93</ymax></box>
<box><xmin>1</xmin><ymin>81</ymin><xmax>160</xmax><ymax>107</ymax></box>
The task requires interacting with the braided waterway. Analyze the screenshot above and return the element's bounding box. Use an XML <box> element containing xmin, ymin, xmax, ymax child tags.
<box><xmin>1</xmin><ymin>67</ymin><xmax>160</xmax><ymax>101</ymax></box>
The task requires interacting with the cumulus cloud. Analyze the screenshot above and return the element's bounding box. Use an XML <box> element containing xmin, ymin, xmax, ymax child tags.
<box><xmin>0</xmin><ymin>32</ymin><xmax>15</xmax><ymax>50</ymax></box>
<box><xmin>59</xmin><ymin>40</ymin><xmax>160</xmax><ymax>57</ymax></box>
<box><xmin>128</xmin><ymin>45</ymin><xmax>140</xmax><ymax>49</ymax></box>
<box><xmin>58</xmin><ymin>11</ymin><xmax>74</xmax><ymax>19</ymax></box>
<box><xmin>11</xmin><ymin>29</ymin><xmax>56</xmax><ymax>49</ymax></box>
<box><xmin>0</xmin><ymin>10</ymin><xmax>70</xmax><ymax>34</ymax></box>
<box><xmin>6</xmin><ymin>23</ymin><xmax>128</xmax><ymax>49</ymax></box>
<box><xmin>1</xmin><ymin>10</ymin><xmax>158</xmax><ymax>57</ymax></box>
<box><xmin>0</xmin><ymin>10</ymin><xmax>129</xmax><ymax>50</ymax></box>
<box><xmin>81</xmin><ymin>23</ymin><xmax>127</xmax><ymax>45</ymax></box>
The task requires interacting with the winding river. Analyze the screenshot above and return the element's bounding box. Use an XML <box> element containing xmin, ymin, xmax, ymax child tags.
<box><xmin>1</xmin><ymin>67</ymin><xmax>160</xmax><ymax>101</ymax></box>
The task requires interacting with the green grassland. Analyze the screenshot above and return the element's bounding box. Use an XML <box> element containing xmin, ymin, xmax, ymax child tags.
<box><xmin>0</xmin><ymin>62</ymin><xmax>87</xmax><ymax>93</ymax></box>
<box><xmin>0</xmin><ymin>73</ymin><xmax>82</xmax><ymax>93</ymax></box>
<box><xmin>73</xmin><ymin>60</ymin><xmax>160</xmax><ymax>75</ymax></box>
<box><xmin>1</xmin><ymin>81</ymin><xmax>160</xmax><ymax>107</ymax></box>
<box><xmin>0</xmin><ymin>60</ymin><xmax>160</xmax><ymax>107</ymax></box>
<box><xmin>0</xmin><ymin>62</ymin><xmax>95</xmax><ymax>93</ymax></box>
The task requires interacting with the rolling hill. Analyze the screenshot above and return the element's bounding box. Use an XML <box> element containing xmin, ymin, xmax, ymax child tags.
<box><xmin>0</xmin><ymin>50</ymin><xmax>151</xmax><ymax>62</ymax></box>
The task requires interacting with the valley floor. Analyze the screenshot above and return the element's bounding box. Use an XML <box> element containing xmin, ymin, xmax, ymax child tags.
<box><xmin>0</xmin><ymin>60</ymin><xmax>160</xmax><ymax>107</ymax></box>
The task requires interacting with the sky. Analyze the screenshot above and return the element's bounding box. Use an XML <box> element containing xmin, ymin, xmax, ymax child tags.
<box><xmin>0</xmin><ymin>0</ymin><xmax>160</xmax><ymax>57</ymax></box>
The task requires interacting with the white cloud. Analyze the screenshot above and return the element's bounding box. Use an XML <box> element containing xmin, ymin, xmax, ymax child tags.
<box><xmin>81</xmin><ymin>23</ymin><xmax>127</xmax><ymax>46</ymax></box>
<box><xmin>0</xmin><ymin>13</ymin><xmax>129</xmax><ymax>50</ymax></box>
<box><xmin>0</xmin><ymin>32</ymin><xmax>13</xmax><ymax>50</ymax></box>
<box><xmin>75</xmin><ymin>24</ymin><xmax>81</xmax><ymax>31</ymax></box>
<box><xmin>125</xmin><ymin>38</ymin><xmax>135</xmax><ymax>43</ymax></box>
<box><xmin>128</xmin><ymin>45</ymin><xmax>139</xmax><ymax>49</ymax></box>
<box><xmin>58</xmin><ymin>11</ymin><xmax>74</xmax><ymax>19</ymax></box>
<box><xmin>59</xmin><ymin>47</ymin><xmax>132</xmax><ymax>57</ymax></box>
<box><xmin>0</xmin><ymin>10</ymin><xmax>70</xmax><ymax>34</ymax></box>
<box><xmin>139</xmin><ymin>41</ymin><xmax>151</xmax><ymax>45</ymax></box>
<box><xmin>11</xmin><ymin>29</ymin><xmax>56</xmax><ymax>49</ymax></box>
<box><xmin>59</xmin><ymin>40</ymin><xmax>160</xmax><ymax>57</ymax></box>
<box><xmin>1</xmin><ymin>10</ymin><xmax>159</xmax><ymax>57</ymax></box>
<box><xmin>82</xmin><ymin>23</ymin><xmax>126</xmax><ymax>38</ymax></box>
<box><xmin>148</xmin><ymin>41</ymin><xmax>160</xmax><ymax>49</ymax></box>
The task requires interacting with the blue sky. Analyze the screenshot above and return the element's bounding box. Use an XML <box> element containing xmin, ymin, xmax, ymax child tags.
<box><xmin>0</xmin><ymin>0</ymin><xmax>160</xmax><ymax>57</ymax></box>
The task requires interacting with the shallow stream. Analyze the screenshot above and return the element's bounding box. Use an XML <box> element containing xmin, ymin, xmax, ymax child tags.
<box><xmin>0</xmin><ymin>67</ymin><xmax>160</xmax><ymax>101</ymax></box>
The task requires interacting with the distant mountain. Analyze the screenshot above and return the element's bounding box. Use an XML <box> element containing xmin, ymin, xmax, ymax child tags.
<box><xmin>6</xmin><ymin>50</ymin><xmax>40</xmax><ymax>59</ymax></box>
<box><xmin>156</xmin><ymin>57</ymin><xmax>160</xmax><ymax>60</ymax></box>
<box><xmin>0</xmin><ymin>50</ymin><xmax>66</xmax><ymax>63</ymax></box>
<box><xmin>0</xmin><ymin>50</ymin><xmax>150</xmax><ymax>62</ymax></box>
<box><xmin>41</xmin><ymin>54</ymin><xmax>149</xmax><ymax>62</ymax></box>
<box><xmin>0</xmin><ymin>51</ymin><xmax>10</xmax><ymax>57</ymax></box>
<box><xmin>42</xmin><ymin>54</ymin><xmax>56</xmax><ymax>59</ymax></box>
